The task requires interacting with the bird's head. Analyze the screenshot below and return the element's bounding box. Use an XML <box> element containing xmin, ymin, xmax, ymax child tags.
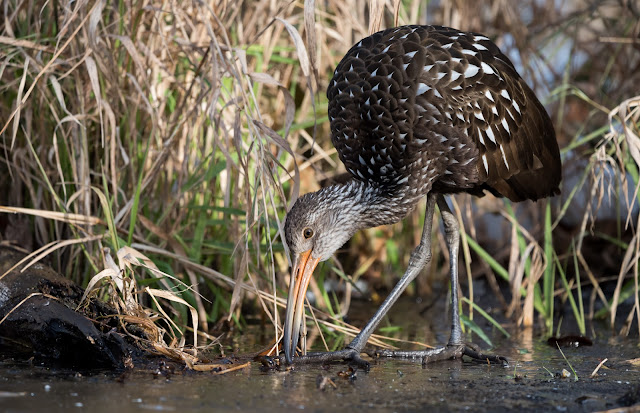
<box><xmin>282</xmin><ymin>186</ymin><xmax>365</xmax><ymax>363</ymax></box>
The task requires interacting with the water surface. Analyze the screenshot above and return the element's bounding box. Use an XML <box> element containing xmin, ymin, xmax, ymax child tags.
<box><xmin>1</xmin><ymin>332</ymin><xmax>638</xmax><ymax>412</ymax></box>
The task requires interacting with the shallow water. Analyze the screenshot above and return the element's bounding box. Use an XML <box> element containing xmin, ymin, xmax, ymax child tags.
<box><xmin>1</xmin><ymin>332</ymin><xmax>638</xmax><ymax>413</ymax></box>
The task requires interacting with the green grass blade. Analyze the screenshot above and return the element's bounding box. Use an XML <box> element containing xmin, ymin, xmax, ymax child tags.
<box><xmin>543</xmin><ymin>201</ymin><xmax>555</xmax><ymax>334</ymax></box>
<box><xmin>462</xmin><ymin>297</ymin><xmax>511</xmax><ymax>338</ymax></box>
<box><xmin>555</xmin><ymin>252</ymin><xmax>585</xmax><ymax>335</ymax></box>
<box><xmin>460</xmin><ymin>314</ymin><xmax>493</xmax><ymax>346</ymax></box>
<box><xmin>466</xmin><ymin>237</ymin><xmax>509</xmax><ymax>282</ymax></box>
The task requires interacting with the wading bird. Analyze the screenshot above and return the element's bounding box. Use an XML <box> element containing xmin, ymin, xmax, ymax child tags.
<box><xmin>283</xmin><ymin>25</ymin><xmax>561</xmax><ymax>366</ymax></box>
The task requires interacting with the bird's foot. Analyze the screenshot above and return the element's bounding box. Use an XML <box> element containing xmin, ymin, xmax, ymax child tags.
<box><xmin>280</xmin><ymin>347</ymin><xmax>370</xmax><ymax>370</ymax></box>
<box><xmin>373</xmin><ymin>343</ymin><xmax>508</xmax><ymax>366</ymax></box>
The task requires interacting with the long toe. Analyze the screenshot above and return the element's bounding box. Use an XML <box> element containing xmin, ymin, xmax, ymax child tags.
<box><xmin>459</xmin><ymin>344</ymin><xmax>509</xmax><ymax>366</ymax></box>
<box><xmin>281</xmin><ymin>348</ymin><xmax>370</xmax><ymax>370</ymax></box>
<box><xmin>372</xmin><ymin>345</ymin><xmax>508</xmax><ymax>366</ymax></box>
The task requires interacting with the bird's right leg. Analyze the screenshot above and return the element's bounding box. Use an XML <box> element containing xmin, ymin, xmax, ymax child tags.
<box><xmin>286</xmin><ymin>193</ymin><xmax>439</xmax><ymax>368</ymax></box>
<box><xmin>376</xmin><ymin>195</ymin><xmax>507</xmax><ymax>366</ymax></box>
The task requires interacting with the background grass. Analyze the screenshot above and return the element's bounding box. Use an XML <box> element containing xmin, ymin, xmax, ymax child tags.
<box><xmin>1</xmin><ymin>0</ymin><xmax>639</xmax><ymax>360</ymax></box>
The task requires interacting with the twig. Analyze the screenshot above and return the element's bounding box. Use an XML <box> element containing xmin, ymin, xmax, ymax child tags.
<box><xmin>590</xmin><ymin>358</ymin><xmax>608</xmax><ymax>378</ymax></box>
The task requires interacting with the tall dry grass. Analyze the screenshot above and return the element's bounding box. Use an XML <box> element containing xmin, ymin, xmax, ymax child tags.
<box><xmin>1</xmin><ymin>0</ymin><xmax>639</xmax><ymax>362</ymax></box>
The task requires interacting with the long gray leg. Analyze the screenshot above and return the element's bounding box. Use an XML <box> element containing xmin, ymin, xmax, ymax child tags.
<box><xmin>375</xmin><ymin>195</ymin><xmax>507</xmax><ymax>365</ymax></box>
<box><xmin>288</xmin><ymin>193</ymin><xmax>438</xmax><ymax>366</ymax></box>
<box><xmin>437</xmin><ymin>195</ymin><xmax>463</xmax><ymax>346</ymax></box>
<box><xmin>346</xmin><ymin>192</ymin><xmax>439</xmax><ymax>351</ymax></box>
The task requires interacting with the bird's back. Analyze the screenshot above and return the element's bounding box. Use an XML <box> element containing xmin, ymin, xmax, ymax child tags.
<box><xmin>327</xmin><ymin>25</ymin><xmax>561</xmax><ymax>202</ymax></box>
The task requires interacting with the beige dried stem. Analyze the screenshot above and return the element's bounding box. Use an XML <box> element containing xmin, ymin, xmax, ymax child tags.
<box><xmin>603</xmin><ymin>97</ymin><xmax>640</xmax><ymax>332</ymax></box>
<box><xmin>0</xmin><ymin>206</ymin><xmax>104</xmax><ymax>281</ymax></box>
<box><xmin>80</xmin><ymin>246</ymin><xmax>203</xmax><ymax>359</ymax></box>
<box><xmin>304</xmin><ymin>0</ymin><xmax>319</xmax><ymax>91</ymax></box>
<box><xmin>610</xmin><ymin>97</ymin><xmax>640</xmax><ymax>227</ymax></box>
<box><xmin>0</xmin><ymin>1</ymin><xmax>101</xmax><ymax>139</ymax></box>
<box><xmin>519</xmin><ymin>243</ymin><xmax>545</xmax><ymax>327</ymax></box>
<box><xmin>368</xmin><ymin>0</ymin><xmax>385</xmax><ymax>34</ymax></box>
<box><xmin>499</xmin><ymin>210</ymin><xmax>547</xmax><ymax>326</ymax></box>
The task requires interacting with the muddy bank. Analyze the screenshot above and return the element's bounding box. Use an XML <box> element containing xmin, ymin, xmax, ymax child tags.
<box><xmin>0</xmin><ymin>246</ymin><xmax>137</xmax><ymax>369</ymax></box>
<box><xmin>1</xmin><ymin>339</ymin><xmax>639</xmax><ymax>413</ymax></box>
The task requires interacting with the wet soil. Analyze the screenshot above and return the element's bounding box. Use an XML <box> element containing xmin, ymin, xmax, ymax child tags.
<box><xmin>0</xmin><ymin>331</ymin><xmax>638</xmax><ymax>412</ymax></box>
<box><xmin>0</xmin><ymin>246</ymin><xmax>138</xmax><ymax>369</ymax></box>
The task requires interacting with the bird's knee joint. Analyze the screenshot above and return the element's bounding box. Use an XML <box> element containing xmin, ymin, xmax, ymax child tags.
<box><xmin>410</xmin><ymin>248</ymin><xmax>431</xmax><ymax>267</ymax></box>
<box><xmin>442</xmin><ymin>222</ymin><xmax>460</xmax><ymax>243</ymax></box>
<box><xmin>445</xmin><ymin>231</ymin><xmax>459</xmax><ymax>245</ymax></box>
<box><xmin>443</xmin><ymin>220</ymin><xmax>459</xmax><ymax>235</ymax></box>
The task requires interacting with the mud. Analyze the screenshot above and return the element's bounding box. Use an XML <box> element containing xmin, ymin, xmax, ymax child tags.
<box><xmin>0</xmin><ymin>246</ymin><xmax>137</xmax><ymax>369</ymax></box>
<box><xmin>0</xmin><ymin>335</ymin><xmax>638</xmax><ymax>412</ymax></box>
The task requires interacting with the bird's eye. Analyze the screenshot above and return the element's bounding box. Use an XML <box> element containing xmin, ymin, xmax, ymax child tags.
<box><xmin>303</xmin><ymin>228</ymin><xmax>314</xmax><ymax>239</ymax></box>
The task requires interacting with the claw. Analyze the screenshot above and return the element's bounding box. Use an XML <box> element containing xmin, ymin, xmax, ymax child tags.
<box><xmin>373</xmin><ymin>344</ymin><xmax>507</xmax><ymax>366</ymax></box>
<box><xmin>278</xmin><ymin>347</ymin><xmax>371</xmax><ymax>370</ymax></box>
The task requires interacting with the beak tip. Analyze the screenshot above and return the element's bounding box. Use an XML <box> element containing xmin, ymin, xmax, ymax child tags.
<box><xmin>283</xmin><ymin>250</ymin><xmax>320</xmax><ymax>366</ymax></box>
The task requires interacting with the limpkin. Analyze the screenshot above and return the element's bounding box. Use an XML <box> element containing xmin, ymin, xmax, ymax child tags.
<box><xmin>283</xmin><ymin>25</ymin><xmax>561</xmax><ymax>366</ymax></box>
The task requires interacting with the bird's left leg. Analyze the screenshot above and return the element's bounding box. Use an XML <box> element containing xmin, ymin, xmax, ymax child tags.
<box><xmin>376</xmin><ymin>195</ymin><xmax>507</xmax><ymax>365</ymax></box>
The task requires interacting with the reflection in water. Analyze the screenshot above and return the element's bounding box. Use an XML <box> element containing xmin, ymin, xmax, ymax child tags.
<box><xmin>0</xmin><ymin>332</ymin><xmax>638</xmax><ymax>412</ymax></box>
<box><xmin>515</xmin><ymin>327</ymin><xmax>535</xmax><ymax>363</ymax></box>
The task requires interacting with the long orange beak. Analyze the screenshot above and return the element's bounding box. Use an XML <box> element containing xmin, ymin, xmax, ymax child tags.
<box><xmin>283</xmin><ymin>249</ymin><xmax>320</xmax><ymax>364</ymax></box>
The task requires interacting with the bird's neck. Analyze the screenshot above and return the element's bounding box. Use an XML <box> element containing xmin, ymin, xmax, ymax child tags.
<box><xmin>334</xmin><ymin>179</ymin><xmax>422</xmax><ymax>231</ymax></box>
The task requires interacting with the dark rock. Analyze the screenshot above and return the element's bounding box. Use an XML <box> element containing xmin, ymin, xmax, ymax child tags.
<box><xmin>0</xmin><ymin>245</ymin><xmax>133</xmax><ymax>369</ymax></box>
<box><xmin>547</xmin><ymin>335</ymin><xmax>593</xmax><ymax>348</ymax></box>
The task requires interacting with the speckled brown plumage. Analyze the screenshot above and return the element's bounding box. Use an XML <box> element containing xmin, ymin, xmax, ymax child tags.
<box><xmin>282</xmin><ymin>25</ymin><xmax>561</xmax><ymax>365</ymax></box>
<box><xmin>327</xmin><ymin>25</ymin><xmax>561</xmax><ymax>203</ymax></box>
